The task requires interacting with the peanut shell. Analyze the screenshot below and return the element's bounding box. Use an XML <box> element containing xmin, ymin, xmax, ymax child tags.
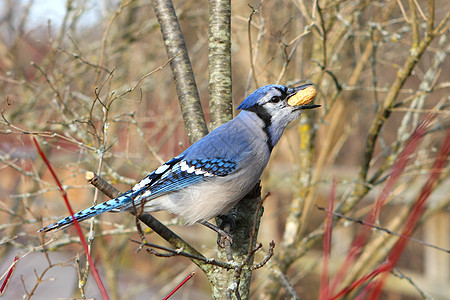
<box><xmin>287</xmin><ymin>86</ymin><xmax>317</xmax><ymax>106</ymax></box>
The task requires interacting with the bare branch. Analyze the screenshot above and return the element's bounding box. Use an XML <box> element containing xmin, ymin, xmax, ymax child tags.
<box><xmin>208</xmin><ymin>0</ymin><xmax>233</xmax><ymax>129</ymax></box>
<box><xmin>152</xmin><ymin>0</ymin><xmax>208</xmax><ymax>143</ymax></box>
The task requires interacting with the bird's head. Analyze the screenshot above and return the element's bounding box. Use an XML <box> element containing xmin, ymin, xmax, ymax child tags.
<box><xmin>237</xmin><ymin>84</ymin><xmax>320</xmax><ymax>150</ymax></box>
<box><xmin>238</xmin><ymin>83</ymin><xmax>319</xmax><ymax>113</ymax></box>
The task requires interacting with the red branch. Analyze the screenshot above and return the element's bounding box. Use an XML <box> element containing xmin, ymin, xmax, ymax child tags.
<box><xmin>368</xmin><ymin>126</ymin><xmax>450</xmax><ymax>299</ymax></box>
<box><xmin>319</xmin><ymin>178</ymin><xmax>336</xmax><ymax>300</ymax></box>
<box><xmin>329</xmin><ymin>116</ymin><xmax>433</xmax><ymax>295</ymax></box>
<box><xmin>330</xmin><ymin>267</ymin><xmax>386</xmax><ymax>300</ymax></box>
<box><xmin>330</xmin><ymin>116</ymin><xmax>447</xmax><ymax>299</ymax></box>
<box><xmin>33</xmin><ymin>137</ymin><xmax>109</xmax><ymax>300</ymax></box>
<box><xmin>162</xmin><ymin>272</ymin><xmax>195</xmax><ymax>300</ymax></box>
<box><xmin>0</xmin><ymin>255</ymin><xmax>18</xmax><ymax>296</ymax></box>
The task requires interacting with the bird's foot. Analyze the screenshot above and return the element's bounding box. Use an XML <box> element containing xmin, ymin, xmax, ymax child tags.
<box><xmin>217</xmin><ymin>230</ymin><xmax>233</xmax><ymax>248</ymax></box>
<box><xmin>200</xmin><ymin>221</ymin><xmax>234</xmax><ymax>247</ymax></box>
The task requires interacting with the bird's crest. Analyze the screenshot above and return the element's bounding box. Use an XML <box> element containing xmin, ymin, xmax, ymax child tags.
<box><xmin>237</xmin><ymin>84</ymin><xmax>287</xmax><ymax>110</ymax></box>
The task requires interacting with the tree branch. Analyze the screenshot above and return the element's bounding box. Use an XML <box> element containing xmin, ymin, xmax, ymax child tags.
<box><xmin>208</xmin><ymin>0</ymin><xmax>233</xmax><ymax>129</ymax></box>
<box><xmin>152</xmin><ymin>0</ymin><xmax>208</xmax><ymax>143</ymax></box>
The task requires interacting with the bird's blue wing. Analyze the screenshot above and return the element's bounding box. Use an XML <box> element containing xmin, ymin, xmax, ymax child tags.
<box><xmin>126</xmin><ymin>157</ymin><xmax>237</xmax><ymax>207</ymax></box>
<box><xmin>39</xmin><ymin>155</ymin><xmax>237</xmax><ymax>232</ymax></box>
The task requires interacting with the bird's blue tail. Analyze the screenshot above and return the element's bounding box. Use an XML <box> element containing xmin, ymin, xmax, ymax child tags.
<box><xmin>39</xmin><ymin>190</ymin><xmax>135</xmax><ymax>233</ymax></box>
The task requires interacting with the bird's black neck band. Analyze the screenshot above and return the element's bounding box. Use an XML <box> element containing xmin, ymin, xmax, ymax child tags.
<box><xmin>246</xmin><ymin>106</ymin><xmax>274</xmax><ymax>152</ymax></box>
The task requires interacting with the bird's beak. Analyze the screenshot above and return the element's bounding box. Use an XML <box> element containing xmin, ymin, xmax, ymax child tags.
<box><xmin>287</xmin><ymin>84</ymin><xmax>321</xmax><ymax>110</ymax></box>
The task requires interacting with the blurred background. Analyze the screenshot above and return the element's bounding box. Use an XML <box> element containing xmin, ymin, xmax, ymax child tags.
<box><xmin>0</xmin><ymin>0</ymin><xmax>448</xmax><ymax>299</ymax></box>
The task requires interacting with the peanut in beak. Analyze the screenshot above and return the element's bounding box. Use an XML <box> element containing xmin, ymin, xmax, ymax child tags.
<box><xmin>287</xmin><ymin>86</ymin><xmax>317</xmax><ymax>106</ymax></box>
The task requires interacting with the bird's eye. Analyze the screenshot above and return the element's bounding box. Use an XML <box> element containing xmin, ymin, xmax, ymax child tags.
<box><xmin>270</xmin><ymin>96</ymin><xmax>283</xmax><ymax>103</ymax></box>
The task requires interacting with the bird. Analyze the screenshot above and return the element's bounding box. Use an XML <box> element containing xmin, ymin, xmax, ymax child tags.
<box><xmin>39</xmin><ymin>83</ymin><xmax>320</xmax><ymax>234</ymax></box>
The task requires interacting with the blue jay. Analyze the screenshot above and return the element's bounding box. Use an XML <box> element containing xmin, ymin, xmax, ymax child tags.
<box><xmin>39</xmin><ymin>84</ymin><xmax>319</xmax><ymax>233</ymax></box>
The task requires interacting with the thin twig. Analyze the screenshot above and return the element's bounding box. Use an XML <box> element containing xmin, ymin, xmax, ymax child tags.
<box><xmin>129</xmin><ymin>239</ymin><xmax>233</xmax><ymax>269</ymax></box>
<box><xmin>251</xmin><ymin>241</ymin><xmax>275</xmax><ymax>270</ymax></box>
<box><xmin>315</xmin><ymin>205</ymin><xmax>449</xmax><ymax>253</ymax></box>
<box><xmin>247</xmin><ymin>3</ymin><xmax>263</xmax><ymax>88</ymax></box>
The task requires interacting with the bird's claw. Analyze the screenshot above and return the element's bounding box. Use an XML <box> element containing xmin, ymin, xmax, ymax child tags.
<box><xmin>217</xmin><ymin>231</ymin><xmax>233</xmax><ymax>248</ymax></box>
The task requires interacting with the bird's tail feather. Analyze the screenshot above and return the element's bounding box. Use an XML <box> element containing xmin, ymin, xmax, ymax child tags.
<box><xmin>38</xmin><ymin>190</ymin><xmax>134</xmax><ymax>233</ymax></box>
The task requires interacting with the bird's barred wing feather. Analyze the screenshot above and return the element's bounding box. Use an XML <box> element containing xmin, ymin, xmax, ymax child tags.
<box><xmin>119</xmin><ymin>157</ymin><xmax>238</xmax><ymax>210</ymax></box>
<box><xmin>39</xmin><ymin>156</ymin><xmax>237</xmax><ymax>232</ymax></box>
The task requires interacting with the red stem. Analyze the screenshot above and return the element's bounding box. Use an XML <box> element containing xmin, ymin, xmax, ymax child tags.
<box><xmin>319</xmin><ymin>179</ymin><xmax>336</xmax><ymax>300</ymax></box>
<box><xmin>33</xmin><ymin>137</ymin><xmax>109</xmax><ymax>300</ymax></box>
<box><xmin>330</xmin><ymin>116</ymin><xmax>447</xmax><ymax>299</ymax></box>
<box><xmin>162</xmin><ymin>272</ymin><xmax>195</xmax><ymax>300</ymax></box>
<box><xmin>329</xmin><ymin>116</ymin><xmax>432</xmax><ymax>294</ymax></box>
<box><xmin>0</xmin><ymin>255</ymin><xmax>18</xmax><ymax>296</ymax></box>
<box><xmin>368</xmin><ymin>127</ymin><xmax>450</xmax><ymax>299</ymax></box>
